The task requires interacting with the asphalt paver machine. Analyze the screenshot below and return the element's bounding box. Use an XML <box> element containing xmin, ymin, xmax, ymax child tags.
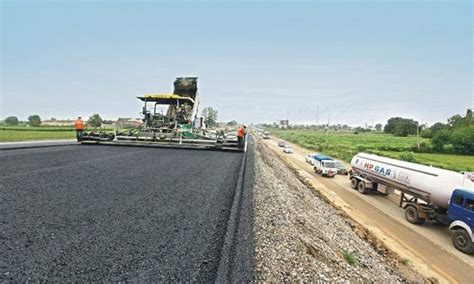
<box><xmin>82</xmin><ymin>77</ymin><xmax>240</xmax><ymax>151</ymax></box>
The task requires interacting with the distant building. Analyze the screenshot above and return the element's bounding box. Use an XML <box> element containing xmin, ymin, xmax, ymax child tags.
<box><xmin>279</xmin><ymin>119</ymin><xmax>289</xmax><ymax>129</ymax></box>
<box><xmin>42</xmin><ymin>119</ymin><xmax>75</xmax><ymax>126</ymax></box>
<box><xmin>116</xmin><ymin>118</ymin><xmax>143</xmax><ymax>128</ymax></box>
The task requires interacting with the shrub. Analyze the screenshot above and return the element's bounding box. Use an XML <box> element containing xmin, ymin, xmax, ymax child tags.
<box><xmin>342</xmin><ymin>249</ymin><xmax>357</xmax><ymax>266</ymax></box>
<box><xmin>399</xmin><ymin>152</ymin><xmax>416</xmax><ymax>163</ymax></box>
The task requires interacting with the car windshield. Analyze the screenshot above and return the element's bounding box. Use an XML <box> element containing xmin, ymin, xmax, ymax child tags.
<box><xmin>324</xmin><ymin>161</ymin><xmax>336</xmax><ymax>168</ymax></box>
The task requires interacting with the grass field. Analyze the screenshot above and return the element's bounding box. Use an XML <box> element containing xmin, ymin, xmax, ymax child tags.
<box><xmin>0</xmin><ymin>130</ymin><xmax>76</xmax><ymax>142</ymax></box>
<box><xmin>270</xmin><ymin>129</ymin><xmax>473</xmax><ymax>172</ymax></box>
<box><xmin>0</xmin><ymin>125</ymin><xmax>118</xmax><ymax>142</ymax></box>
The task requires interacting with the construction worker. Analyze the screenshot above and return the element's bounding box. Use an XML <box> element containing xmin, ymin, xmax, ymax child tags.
<box><xmin>237</xmin><ymin>124</ymin><xmax>247</xmax><ymax>149</ymax></box>
<box><xmin>74</xmin><ymin>116</ymin><xmax>85</xmax><ymax>142</ymax></box>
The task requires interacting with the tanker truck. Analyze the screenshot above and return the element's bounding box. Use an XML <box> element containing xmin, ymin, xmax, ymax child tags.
<box><xmin>349</xmin><ymin>152</ymin><xmax>474</xmax><ymax>254</ymax></box>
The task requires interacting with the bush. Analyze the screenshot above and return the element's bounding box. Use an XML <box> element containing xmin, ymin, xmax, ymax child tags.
<box><xmin>450</xmin><ymin>126</ymin><xmax>474</xmax><ymax>155</ymax></box>
<box><xmin>420</xmin><ymin>128</ymin><xmax>432</xmax><ymax>138</ymax></box>
<box><xmin>431</xmin><ymin>129</ymin><xmax>451</xmax><ymax>152</ymax></box>
<box><xmin>342</xmin><ymin>249</ymin><xmax>357</xmax><ymax>266</ymax></box>
<box><xmin>412</xmin><ymin>142</ymin><xmax>433</xmax><ymax>153</ymax></box>
<box><xmin>399</xmin><ymin>152</ymin><xmax>417</xmax><ymax>163</ymax></box>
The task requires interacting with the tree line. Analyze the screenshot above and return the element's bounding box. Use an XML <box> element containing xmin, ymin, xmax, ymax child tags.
<box><xmin>2</xmin><ymin>107</ymin><xmax>239</xmax><ymax>129</ymax></box>
<box><xmin>384</xmin><ymin>109</ymin><xmax>473</xmax><ymax>155</ymax></box>
<box><xmin>2</xmin><ymin>114</ymin><xmax>104</xmax><ymax>127</ymax></box>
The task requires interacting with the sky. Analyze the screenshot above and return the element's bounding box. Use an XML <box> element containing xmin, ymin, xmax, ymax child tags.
<box><xmin>1</xmin><ymin>0</ymin><xmax>472</xmax><ymax>126</ymax></box>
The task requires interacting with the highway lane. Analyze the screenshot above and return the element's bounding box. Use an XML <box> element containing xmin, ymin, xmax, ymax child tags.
<box><xmin>0</xmin><ymin>145</ymin><xmax>249</xmax><ymax>282</ymax></box>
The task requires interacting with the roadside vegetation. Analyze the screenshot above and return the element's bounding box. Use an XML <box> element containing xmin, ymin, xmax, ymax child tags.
<box><xmin>0</xmin><ymin>113</ymin><xmax>113</xmax><ymax>142</ymax></box>
<box><xmin>270</xmin><ymin>109</ymin><xmax>474</xmax><ymax>172</ymax></box>
<box><xmin>0</xmin><ymin>128</ymin><xmax>76</xmax><ymax>142</ymax></box>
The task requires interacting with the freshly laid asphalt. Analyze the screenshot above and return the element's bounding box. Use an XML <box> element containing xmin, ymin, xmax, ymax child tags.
<box><xmin>0</xmin><ymin>144</ymin><xmax>253</xmax><ymax>282</ymax></box>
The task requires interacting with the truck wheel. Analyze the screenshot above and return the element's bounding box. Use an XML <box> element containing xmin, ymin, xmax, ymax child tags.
<box><xmin>405</xmin><ymin>206</ymin><xmax>425</xmax><ymax>225</ymax></box>
<box><xmin>350</xmin><ymin>178</ymin><xmax>359</xmax><ymax>189</ymax></box>
<box><xmin>452</xmin><ymin>229</ymin><xmax>474</xmax><ymax>254</ymax></box>
<box><xmin>357</xmin><ymin>181</ymin><xmax>369</xmax><ymax>194</ymax></box>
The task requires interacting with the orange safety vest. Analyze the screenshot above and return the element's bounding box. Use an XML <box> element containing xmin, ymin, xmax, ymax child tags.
<box><xmin>237</xmin><ymin>127</ymin><xmax>245</xmax><ymax>137</ymax></box>
<box><xmin>75</xmin><ymin>119</ymin><xmax>84</xmax><ymax>130</ymax></box>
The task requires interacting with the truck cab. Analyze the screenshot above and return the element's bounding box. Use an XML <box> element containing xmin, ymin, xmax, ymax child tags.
<box><xmin>448</xmin><ymin>189</ymin><xmax>474</xmax><ymax>254</ymax></box>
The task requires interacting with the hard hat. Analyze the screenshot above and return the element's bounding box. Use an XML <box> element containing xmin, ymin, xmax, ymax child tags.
<box><xmin>243</xmin><ymin>124</ymin><xmax>247</xmax><ymax>128</ymax></box>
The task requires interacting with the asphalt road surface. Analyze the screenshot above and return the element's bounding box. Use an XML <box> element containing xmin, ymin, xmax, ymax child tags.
<box><xmin>0</xmin><ymin>144</ymin><xmax>251</xmax><ymax>282</ymax></box>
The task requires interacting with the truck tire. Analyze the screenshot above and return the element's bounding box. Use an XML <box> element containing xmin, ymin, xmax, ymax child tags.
<box><xmin>405</xmin><ymin>206</ymin><xmax>425</xmax><ymax>225</ymax></box>
<box><xmin>357</xmin><ymin>181</ymin><xmax>369</xmax><ymax>194</ymax></box>
<box><xmin>452</xmin><ymin>229</ymin><xmax>474</xmax><ymax>254</ymax></box>
<box><xmin>350</xmin><ymin>178</ymin><xmax>359</xmax><ymax>189</ymax></box>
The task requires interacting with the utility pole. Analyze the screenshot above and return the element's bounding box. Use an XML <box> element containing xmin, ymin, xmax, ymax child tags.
<box><xmin>316</xmin><ymin>105</ymin><xmax>319</xmax><ymax>127</ymax></box>
<box><xmin>416</xmin><ymin>121</ymin><xmax>421</xmax><ymax>151</ymax></box>
<box><xmin>326</xmin><ymin>114</ymin><xmax>331</xmax><ymax>145</ymax></box>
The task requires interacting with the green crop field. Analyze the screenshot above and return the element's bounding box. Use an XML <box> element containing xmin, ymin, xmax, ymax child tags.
<box><xmin>0</xmin><ymin>129</ymin><xmax>76</xmax><ymax>142</ymax></box>
<box><xmin>0</xmin><ymin>125</ymin><xmax>120</xmax><ymax>142</ymax></box>
<box><xmin>270</xmin><ymin>129</ymin><xmax>473</xmax><ymax>172</ymax></box>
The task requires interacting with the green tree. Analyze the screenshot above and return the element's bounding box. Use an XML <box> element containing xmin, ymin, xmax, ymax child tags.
<box><xmin>420</xmin><ymin>128</ymin><xmax>432</xmax><ymax>138</ymax></box>
<box><xmin>465</xmin><ymin>109</ymin><xmax>473</xmax><ymax>126</ymax></box>
<box><xmin>87</xmin><ymin>114</ymin><xmax>103</xmax><ymax>127</ymax></box>
<box><xmin>384</xmin><ymin>117</ymin><xmax>417</xmax><ymax>136</ymax></box>
<box><xmin>28</xmin><ymin>115</ymin><xmax>41</xmax><ymax>127</ymax></box>
<box><xmin>375</xmin><ymin>123</ymin><xmax>383</xmax><ymax>132</ymax></box>
<box><xmin>430</xmin><ymin>122</ymin><xmax>446</xmax><ymax>133</ymax></box>
<box><xmin>202</xmin><ymin>107</ymin><xmax>218</xmax><ymax>128</ymax></box>
<box><xmin>450</xmin><ymin>126</ymin><xmax>474</xmax><ymax>155</ymax></box>
<box><xmin>447</xmin><ymin>114</ymin><xmax>464</xmax><ymax>128</ymax></box>
<box><xmin>226</xmin><ymin>120</ymin><xmax>238</xmax><ymax>127</ymax></box>
<box><xmin>4</xmin><ymin>116</ymin><xmax>19</xmax><ymax>126</ymax></box>
<box><xmin>431</xmin><ymin>129</ymin><xmax>451</xmax><ymax>152</ymax></box>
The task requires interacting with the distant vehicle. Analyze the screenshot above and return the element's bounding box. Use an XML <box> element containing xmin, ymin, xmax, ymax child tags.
<box><xmin>313</xmin><ymin>155</ymin><xmax>337</xmax><ymax>177</ymax></box>
<box><xmin>335</xmin><ymin>160</ymin><xmax>348</xmax><ymax>175</ymax></box>
<box><xmin>305</xmin><ymin>153</ymin><xmax>318</xmax><ymax>165</ymax></box>
<box><xmin>263</xmin><ymin>131</ymin><xmax>271</xmax><ymax>139</ymax></box>
<box><xmin>283</xmin><ymin>145</ymin><xmax>293</xmax><ymax>154</ymax></box>
<box><xmin>350</xmin><ymin>152</ymin><xmax>474</xmax><ymax>254</ymax></box>
<box><xmin>278</xmin><ymin>140</ymin><xmax>286</xmax><ymax>147</ymax></box>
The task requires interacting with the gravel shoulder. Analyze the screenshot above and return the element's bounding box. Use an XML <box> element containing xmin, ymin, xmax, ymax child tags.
<box><xmin>253</xmin><ymin>139</ymin><xmax>424</xmax><ymax>282</ymax></box>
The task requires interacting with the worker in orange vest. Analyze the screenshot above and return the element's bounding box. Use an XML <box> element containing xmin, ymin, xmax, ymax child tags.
<box><xmin>237</xmin><ymin>124</ymin><xmax>247</xmax><ymax>149</ymax></box>
<box><xmin>74</xmin><ymin>116</ymin><xmax>85</xmax><ymax>142</ymax></box>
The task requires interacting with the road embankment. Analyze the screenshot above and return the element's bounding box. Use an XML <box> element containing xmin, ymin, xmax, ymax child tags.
<box><xmin>253</xmin><ymin>139</ymin><xmax>423</xmax><ymax>282</ymax></box>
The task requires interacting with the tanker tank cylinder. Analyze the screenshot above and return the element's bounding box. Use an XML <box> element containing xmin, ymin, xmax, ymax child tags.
<box><xmin>351</xmin><ymin>152</ymin><xmax>474</xmax><ymax>209</ymax></box>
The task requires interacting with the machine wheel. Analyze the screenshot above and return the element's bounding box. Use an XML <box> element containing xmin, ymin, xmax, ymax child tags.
<box><xmin>357</xmin><ymin>181</ymin><xmax>369</xmax><ymax>194</ymax></box>
<box><xmin>350</xmin><ymin>178</ymin><xmax>359</xmax><ymax>189</ymax></box>
<box><xmin>405</xmin><ymin>206</ymin><xmax>425</xmax><ymax>225</ymax></box>
<box><xmin>452</xmin><ymin>229</ymin><xmax>474</xmax><ymax>254</ymax></box>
